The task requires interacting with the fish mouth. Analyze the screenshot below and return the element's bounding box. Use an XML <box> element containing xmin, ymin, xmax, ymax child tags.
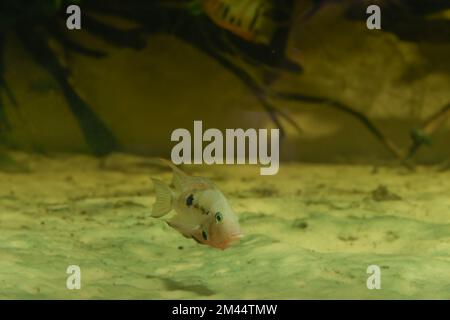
<box><xmin>216</xmin><ymin>233</ymin><xmax>243</xmax><ymax>250</ymax></box>
<box><xmin>231</xmin><ymin>233</ymin><xmax>243</xmax><ymax>241</ymax></box>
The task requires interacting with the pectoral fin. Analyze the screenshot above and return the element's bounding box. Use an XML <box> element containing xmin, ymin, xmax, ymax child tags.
<box><xmin>167</xmin><ymin>218</ymin><xmax>201</xmax><ymax>238</ymax></box>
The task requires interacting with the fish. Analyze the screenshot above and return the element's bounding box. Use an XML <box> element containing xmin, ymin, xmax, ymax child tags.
<box><xmin>151</xmin><ymin>159</ymin><xmax>243</xmax><ymax>250</ymax></box>
<box><xmin>201</xmin><ymin>0</ymin><xmax>277</xmax><ymax>45</ymax></box>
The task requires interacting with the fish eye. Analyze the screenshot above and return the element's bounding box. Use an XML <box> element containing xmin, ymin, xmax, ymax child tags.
<box><xmin>186</xmin><ymin>194</ymin><xmax>194</xmax><ymax>207</ymax></box>
<box><xmin>215</xmin><ymin>212</ymin><xmax>223</xmax><ymax>223</ymax></box>
<box><xmin>201</xmin><ymin>230</ymin><xmax>208</xmax><ymax>240</ymax></box>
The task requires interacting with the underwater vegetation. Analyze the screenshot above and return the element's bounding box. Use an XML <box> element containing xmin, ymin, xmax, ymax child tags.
<box><xmin>0</xmin><ymin>0</ymin><xmax>449</xmax><ymax>166</ymax></box>
<box><xmin>0</xmin><ymin>0</ymin><xmax>146</xmax><ymax>155</ymax></box>
<box><xmin>344</xmin><ymin>0</ymin><xmax>450</xmax><ymax>162</ymax></box>
<box><xmin>0</xmin><ymin>0</ymin><xmax>301</xmax><ymax>155</ymax></box>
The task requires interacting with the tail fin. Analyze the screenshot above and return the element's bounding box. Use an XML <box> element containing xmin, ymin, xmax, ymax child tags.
<box><xmin>151</xmin><ymin>178</ymin><xmax>173</xmax><ymax>217</ymax></box>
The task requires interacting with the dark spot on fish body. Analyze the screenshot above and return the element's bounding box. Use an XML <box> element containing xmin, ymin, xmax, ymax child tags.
<box><xmin>186</xmin><ymin>194</ymin><xmax>194</xmax><ymax>207</ymax></box>
<box><xmin>202</xmin><ymin>230</ymin><xmax>208</xmax><ymax>240</ymax></box>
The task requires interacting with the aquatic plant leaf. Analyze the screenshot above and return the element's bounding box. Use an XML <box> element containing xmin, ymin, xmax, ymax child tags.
<box><xmin>411</xmin><ymin>129</ymin><xmax>432</xmax><ymax>147</ymax></box>
<box><xmin>45</xmin><ymin>20</ymin><xmax>107</xmax><ymax>58</ymax></box>
<box><xmin>82</xmin><ymin>14</ymin><xmax>146</xmax><ymax>50</ymax></box>
<box><xmin>186</xmin><ymin>0</ymin><xmax>204</xmax><ymax>16</ymax></box>
<box><xmin>17</xmin><ymin>27</ymin><xmax>120</xmax><ymax>155</ymax></box>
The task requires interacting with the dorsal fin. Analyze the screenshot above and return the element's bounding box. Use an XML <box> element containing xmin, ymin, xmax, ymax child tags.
<box><xmin>159</xmin><ymin>158</ymin><xmax>190</xmax><ymax>191</ymax></box>
<box><xmin>158</xmin><ymin>158</ymin><xmax>215</xmax><ymax>192</ymax></box>
<box><xmin>172</xmin><ymin>168</ymin><xmax>188</xmax><ymax>191</ymax></box>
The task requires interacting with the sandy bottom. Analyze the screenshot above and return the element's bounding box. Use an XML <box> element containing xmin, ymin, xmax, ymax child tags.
<box><xmin>0</xmin><ymin>153</ymin><xmax>449</xmax><ymax>299</ymax></box>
